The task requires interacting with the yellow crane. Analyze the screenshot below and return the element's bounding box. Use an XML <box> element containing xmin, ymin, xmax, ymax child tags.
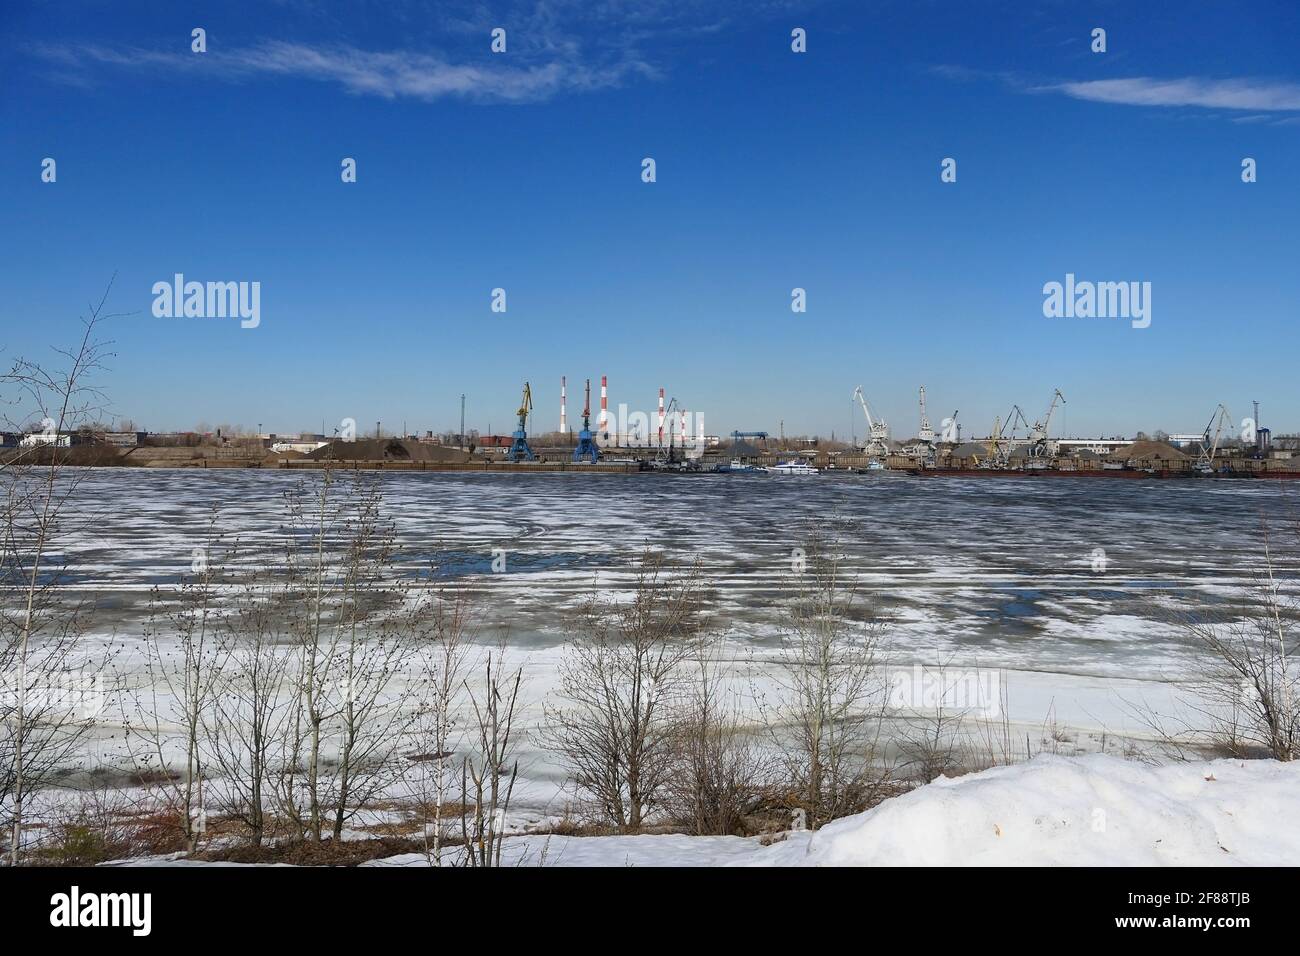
<box><xmin>506</xmin><ymin>381</ymin><xmax>536</xmax><ymax>461</ymax></box>
<box><xmin>983</xmin><ymin>415</ymin><xmax>1002</xmax><ymax>464</ymax></box>
<box><xmin>982</xmin><ymin>406</ymin><xmax>1029</xmax><ymax>467</ymax></box>
<box><xmin>517</xmin><ymin>382</ymin><xmax>533</xmax><ymax>424</ymax></box>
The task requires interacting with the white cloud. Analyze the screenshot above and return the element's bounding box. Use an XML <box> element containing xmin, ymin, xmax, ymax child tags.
<box><xmin>35</xmin><ymin>39</ymin><xmax>655</xmax><ymax>104</ymax></box>
<box><xmin>1044</xmin><ymin>76</ymin><xmax>1300</xmax><ymax>112</ymax></box>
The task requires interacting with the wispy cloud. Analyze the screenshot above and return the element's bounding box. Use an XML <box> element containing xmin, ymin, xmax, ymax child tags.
<box><xmin>27</xmin><ymin>1</ymin><xmax>822</xmax><ymax>104</ymax></box>
<box><xmin>1043</xmin><ymin>76</ymin><xmax>1300</xmax><ymax>112</ymax></box>
<box><xmin>932</xmin><ymin>64</ymin><xmax>1300</xmax><ymax>123</ymax></box>
<box><xmin>33</xmin><ymin>39</ymin><xmax>654</xmax><ymax>103</ymax></box>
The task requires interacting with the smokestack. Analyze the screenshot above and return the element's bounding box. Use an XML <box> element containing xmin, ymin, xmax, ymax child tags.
<box><xmin>658</xmin><ymin>388</ymin><xmax>665</xmax><ymax>445</ymax></box>
<box><xmin>680</xmin><ymin>409</ymin><xmax>688</xmax><ymax>444</ymax></box>
<box><xmin>599</xmin><ymin>375</ymin><xmax>609</xmax><ymax>437</ymax></box>
<box><xmin>560</xmin><ymin>376</ymin><xmax>567</xmax><ymax>434</ymax></box>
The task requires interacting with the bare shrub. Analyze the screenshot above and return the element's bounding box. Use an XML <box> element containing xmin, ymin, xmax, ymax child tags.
<box><xmin>664</xmin><ymin>638</ymin><xmax>769</xmax><ymax>836</ymax></box>
<box><xmin>27</xmin><ymin>786</ymin><xmax>183</xmax><ymax>866</ymax></box>
<box><xmin>407</xmin><ymin>585</ymin><xmax>475</xmax><ymax>866</ymax></box>
<box><xmin>544</xmin><ymin>552</ymin><xmax>705</xmax><ymax>831</ymax></box>
<box><xmin>760</xmin><ymin>527</ymin><xmax>892</xmax><ymax>829</ymax></box>
<box><xmin>203</xmin><ymin>581</ymin><xmax>294</xmax><ymax>847</ymax></box>
<box><xmin>897</xmin><ymin>701</ymin><xmax>967</xmax><ymax>784</ymax></box>
<box><xmin>892</xmin><ymin>661</ymin><xmax>1017</xmax><ymax>782</ymax></box>
<box><xmin>1147</xmin><ymin>523</ymin><xmax>1298</xmax><ymax>761</ymax></box>
<box><xmin>459</xmin><ymin>643</ymin><xmax>523</xmax><ymax>867</ymax></box>
<box><xmin>276</xmin><ymin>468</ymin><xmax>426</xmax><ymax>841</ymax></box>
<box><xmin>120</xmin><ymin>511</ymin><xmax>230</xmax><ymax>853</ymax></box>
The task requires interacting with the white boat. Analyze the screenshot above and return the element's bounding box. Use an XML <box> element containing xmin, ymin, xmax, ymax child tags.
<box><xmin>765</xmin><ymin>459</ymin><xmax>819</xmax><ymax>475</ymax></box>
<box><xmin>718</xmin><ymin>458</ymin><xmax>761</xmax><ymax>473</ymax></box>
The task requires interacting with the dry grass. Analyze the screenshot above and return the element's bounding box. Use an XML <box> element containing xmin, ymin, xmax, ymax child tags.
<box><xmin>193</xmin><ymin>835</ymin><xmax>433</xmax><ymax>866</ymax></box>
<box><xmin>25</xmin><ymin>799</ymin><xmax>188</xmax><ymax>866</ymax></box>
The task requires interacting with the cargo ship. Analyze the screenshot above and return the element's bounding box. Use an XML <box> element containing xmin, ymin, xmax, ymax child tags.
<box><xmin>905</xmin><ymin>466</ymin><xmax>1155</xmax><ymax>479</ymax></box>
<box><xmin>905</xmin><ymin>466</ymin><xmax>1300</xmax><ymax>480</ymax></box>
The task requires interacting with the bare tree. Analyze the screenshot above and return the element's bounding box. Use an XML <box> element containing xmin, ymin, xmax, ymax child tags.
<box><xmin>1</xmin><ymin>282</ymin><xmax>120</xmax><ymax>865</ymax></box>
<box><xmin>327</xmin><ymin>598</ymin><xmax>425</xmax><ymax>842</ymax></box>
<box><xmin>407</xmin><ymin>585</ymin><xmax>475</xmax><ymax>865</ymax></box>
<box><xmin>760</xmin><ymin>527</ymin><xmax>891</xmax><ymax>829</ymax></box>
<box><xmin>276</xmin><ymin>468</ymin><xmax>424</xmax><ymax>842</ymax></box>
<box><xmin>277</xmin><ymin>463</ymin><xmax>351</xmax><ymax>841</ymax></box>
<box><xmin>460</xmin><ymin>643</ymin><xmax>523</xmax><ymax>867</ymax></box>
<box><xmin>544</xmin><ymin>552</ymin><xmax>705</xmax><ymax>831</ymax></box>
<box><xmin>120</xmin><ymin>511</ymin><xmax>229</xmax><ymax>853</ymax></box>
<box><xmin>203</xmin><ymin>578</ymin><xmax>294</xmax><ymax>846</ymax></box>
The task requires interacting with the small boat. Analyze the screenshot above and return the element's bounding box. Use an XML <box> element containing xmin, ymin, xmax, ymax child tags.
<box><xmin>716</xmin><ymin>458</ymin><xmax>761</xmax><ymax>474</ymax></box>
<box><xmin>765</xmin><ymin>460</ymin><xmax>819</xmax><ymax>475</ymax></box>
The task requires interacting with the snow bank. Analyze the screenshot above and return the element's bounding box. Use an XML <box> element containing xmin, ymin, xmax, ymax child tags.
<box><xmin>104</xmin><ymin>755</ymin><xmax>1300</xmax><ymax>867</ymax></box>
<box><xmin>750</xmin><ymin>754</ymin><xmax>1300</xmax><ymax>866</ymax></box>
<box><xmin>367</xmin><ymin>755</ymin><xmax>1299</xmax><ymax>867</ymax></box>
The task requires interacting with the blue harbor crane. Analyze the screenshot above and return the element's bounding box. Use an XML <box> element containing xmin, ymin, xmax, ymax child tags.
<box><xmin>572</xmin><ymin>378</ymin><xmax>601</xmax><ymax>463</ymax></box>
<box><xmin>505</xmin><ymin>381</ymin><xmax>536</xmax><ymax>462</ymax></box>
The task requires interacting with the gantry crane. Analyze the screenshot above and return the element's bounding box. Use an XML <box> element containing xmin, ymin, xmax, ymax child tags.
<box><xmin>505</xmin><ymin>381</ymin><xmax>536</xmax><ymax>462</ymax></box>
<box><xmin>852</xmin><ymin>385</ymin><xmax>890</xmax><ymax>456</ymax></box>
<box><xmin>572</xmin><ymin>378</ymin><xmax>600</xmax><ymax>463</ymax></box>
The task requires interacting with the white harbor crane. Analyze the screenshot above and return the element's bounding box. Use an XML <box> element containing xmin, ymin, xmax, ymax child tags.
<box><xmin>852</xmin><ymin>385</ymin><xmax>891</xmax><ymax>456</ymax></box>
<box><xmin>1196</xmin><ymin>404</ymin><xmax>1232</xmax><ymax>474</ymax></box>
<box><xmin>917</xmin><ymin>385</ymin><xmax>935</xmax><ymax>445</ymax></box>
<box><xmin>1026</xmin><ymin>389</ymin><xmax>1066</xmax><ymax>457</ymax></box>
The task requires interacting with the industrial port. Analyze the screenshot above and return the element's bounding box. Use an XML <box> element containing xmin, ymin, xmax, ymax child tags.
<box><xmin>9</xmin><ymin>375</ymin><xmax>1297</xmax><ymax>479</ymax></box>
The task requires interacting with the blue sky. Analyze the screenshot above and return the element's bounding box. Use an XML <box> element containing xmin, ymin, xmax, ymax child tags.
<box><xmin>2</xmin><ymin>1</ymin><xmax>1297</xmax><ymax>439</ymax></box>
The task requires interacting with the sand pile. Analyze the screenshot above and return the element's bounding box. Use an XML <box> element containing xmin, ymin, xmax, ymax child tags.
<box><xmin>305</xmin><ymin>439</ymin><xmax>472</xmax><ymax>463</ymax></box>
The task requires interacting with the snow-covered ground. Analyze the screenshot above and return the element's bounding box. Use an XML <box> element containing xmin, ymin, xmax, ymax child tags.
<box><xmin>424</xmin><ymin>756</ymin><xmax>1300</xmax><ymax>867</ymax></box>
<box><xmin>749</xmin><ymin>755</ymin><xmax>1300</xmax><ymax>866</ymax></box>
<box><xmin>111</xmin><ymin>755</ymin><xmax>1300</xmax><ymax>867</ymax></box>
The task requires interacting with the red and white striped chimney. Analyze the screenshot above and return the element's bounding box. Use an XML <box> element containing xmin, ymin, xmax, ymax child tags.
<box><xmin>680</xmin><ymin>408</ymin><xmax>688</xmax><ymax>445</ymax></box>
<box><xmin>560</xmin><ymin>376</ymin><xmax>567</xmax><ymax>433</ymax></box>
<box><xmin>657</xmin><ymin>388</ymin><xmax>665</xmax><ymax>445</ymax></box>
<box><xmin>598</xmin><ymin>375</ymin><xmax>608</xmax><ymax>436</ymax></box>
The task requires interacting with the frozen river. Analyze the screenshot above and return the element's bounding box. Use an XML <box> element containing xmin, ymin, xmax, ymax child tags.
<box><xmin>58</xmin><ymin>468</ymin><xmax>1298</xmax><ymax>683</ymax></box>
<box><xmin>15</xmin><ymin>466</ymin><xmax>1298</xmax><ymax>820</ymax></box>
